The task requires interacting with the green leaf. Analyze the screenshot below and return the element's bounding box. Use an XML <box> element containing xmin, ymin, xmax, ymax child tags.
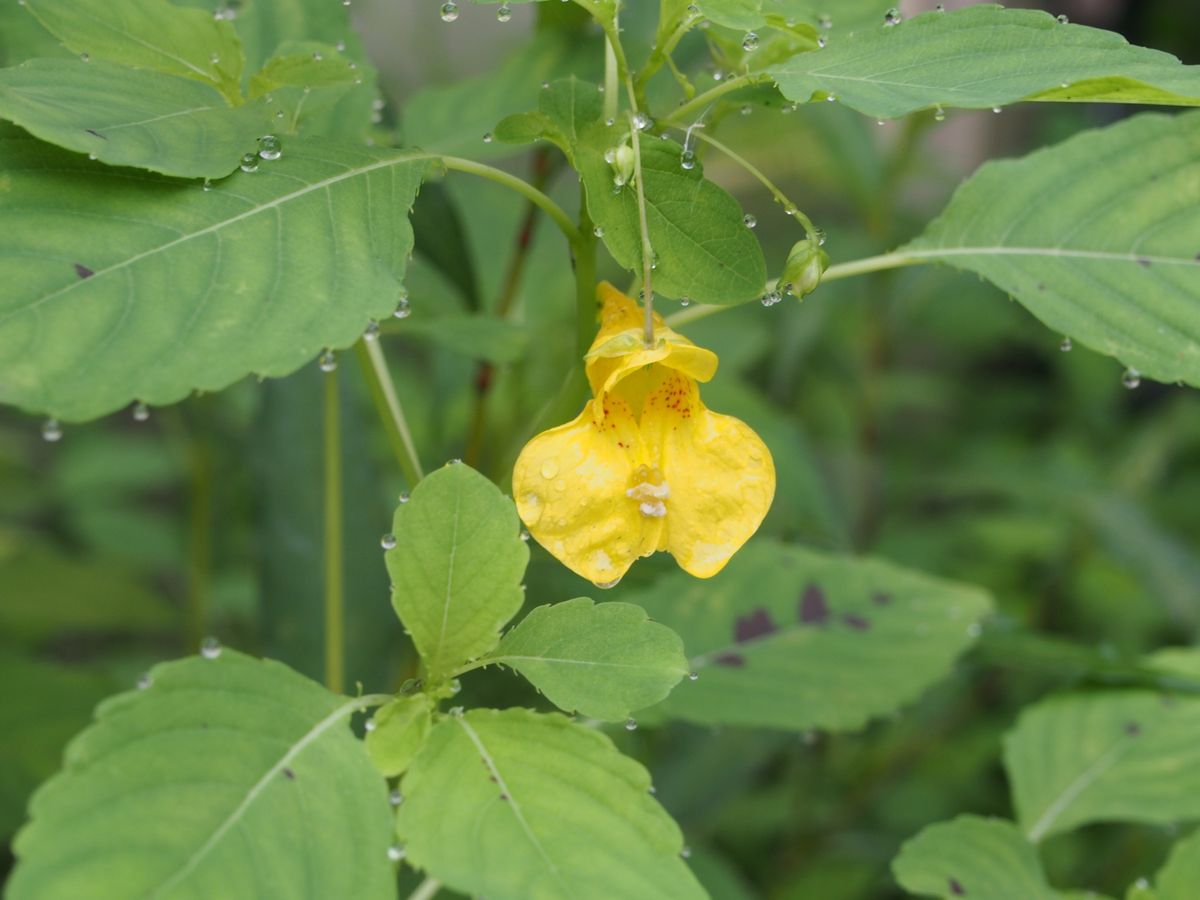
<box><xmin>25</xmin><ymin>0</ymin><xmax>245</xmax><ymax>102</ymax></box>
<box><xmin>892</xmin><ymin>815</ymin><xmax>1059</xmax><ymax>900</ymax></box>
<box><xmin>402</xmin><ymin>32</ymin><xmax>589</xmax><ymax>159</ymax></box>
<box><xmin>899</xmin><ymin>110</ymin><xmax>1200</xmax><ymax>388</ymax></box>
<box><xmin>578</xmin><ymin>124</ymin><xmax>767</xmax><ymax>305</ymax></box>
<box><xmin>398</xmin><ymin>313</ymin><xmax>529</xmax><ymax>364</ymax></box>
<box><xmin>7</xmin><ymin>650</ymin><xmax>394</xmax><ymax>900</ymax></box>
<box><xmin>0</xmin><ymin>1</ymin><xmax>71</xmax><ymax>67</ymax></box>
<box><xmin>365</xmin><ymin>694</ymin><xmax>433</xmax><ymax>778</ymax></box>
<box><xmin>0</xmin><ymin>133</ymin><xmax>429</xmax><ymax>421</ymax></box>
<box><xmin>478</xmin><ymin>598</ymin><xmax>688</xmax><ymax>721</ymax></box>
<box><xmin>0</xmin><ymin>59</ymin><xmax>269</xmax><ymax>178</ymax></box>
<box><xmin>0</xmin><ymin>548</ymin><xmax>173</xmax><ymax>644</ymax></box>
<box><xmin>249</xmin><ymin>42</ymin><xmax>372</xmax><ymax>138</ymax></box>
<box><xmin>386</xmin><ymin>463</ymin><xmax>528</xmax><ymax>681</ymax></box>
<box><xmin>622</xmin><ymin>539</ymin><xmax>991</xmax><ymax>731</ymax></box>
<box><xmin>1004</xmin><ymin>650</ymin><xmax>1200</xmax><ymax>842</ymax></box>
<box><xmin>0</xmin><ymin>652</ymin><xmax>114</xmax><ymax>837</ymax></box>
<box><xmin>396</xmin><ymin>708</ymin><xmax>705</xmax><ymax>900</ymax></box>
<box><xmin>1156</xmin><ymin>828</ymin><xmax>1200</xmax><ymax>900</ymax></box>
<box><xmin>769</xmin><ymin>6</ymin><xmax>1200</xmax><ymax>118</ymax></box>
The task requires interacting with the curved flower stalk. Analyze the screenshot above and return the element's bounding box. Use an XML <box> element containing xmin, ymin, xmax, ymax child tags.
<box><xmin>514</xmin><ymin>283</ymin><xmax>775</xmax><ymax>586</ymax></box>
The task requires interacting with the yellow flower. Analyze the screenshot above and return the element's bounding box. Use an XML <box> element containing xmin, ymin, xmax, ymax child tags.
<box><xmin>513</xmin><ymin>282</ymin><xmax>775</xmax><ymax>586</ymax></box>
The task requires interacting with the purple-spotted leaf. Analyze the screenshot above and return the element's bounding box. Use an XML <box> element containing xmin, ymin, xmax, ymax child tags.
<box><xmin>621</xmin><ymin>540</ymin><xmax>991</xmax><ymax>731</ymax></box>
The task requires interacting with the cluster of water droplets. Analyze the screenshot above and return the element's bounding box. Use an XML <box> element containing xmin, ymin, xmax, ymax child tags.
<box><xmin>240</xmin><ymin>134</ymin><xmax>282</xmax><ymax>174</ymax></box>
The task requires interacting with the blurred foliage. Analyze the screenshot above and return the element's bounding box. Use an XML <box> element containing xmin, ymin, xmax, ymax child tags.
<box><xmin>2</xmin><ymin>0</ymin><xmax>1198</xmax><ymax>897</ymax></box>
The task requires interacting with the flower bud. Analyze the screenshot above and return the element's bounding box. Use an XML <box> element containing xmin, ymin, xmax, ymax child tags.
<box><xmin>781</xmin><ymin>237</ymin><xmax>829</xmax><ymax>298</ymax></box>
<box><xmin>610</xmin><ymin>143</ymin><xmax>635</xmax><ymax>188</ymax></box>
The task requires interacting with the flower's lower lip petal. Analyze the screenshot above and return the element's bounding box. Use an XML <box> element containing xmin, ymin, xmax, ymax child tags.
<box><xmin>638</xmin><ymin>382</ymin><xmax>775</xmax><ymax>579</ymax></box>
<box><xmin>511</xmin><ymin>399</ymin><xmax>656</xmax><ymax>585</ymax></box>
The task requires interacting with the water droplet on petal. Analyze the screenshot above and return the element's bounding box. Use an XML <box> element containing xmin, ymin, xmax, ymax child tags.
<box><xmin>540</xmin><ymin>459</ymin><xmax>559</xmax><ymax>479</ymax></box>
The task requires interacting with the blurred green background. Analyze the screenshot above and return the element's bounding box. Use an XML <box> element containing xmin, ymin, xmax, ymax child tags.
<box><xmin>2</xmin><ymin>0</ymin><xmax>1199</xmax><ymax>896</ymax></box>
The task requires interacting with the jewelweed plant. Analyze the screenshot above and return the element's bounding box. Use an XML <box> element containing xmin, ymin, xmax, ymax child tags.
<box><xmin>2</xmin><ymin>0</ymin><xmax>1200</xmax><ymax>898</ymax></box>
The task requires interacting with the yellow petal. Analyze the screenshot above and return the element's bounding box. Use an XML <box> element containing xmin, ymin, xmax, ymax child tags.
<box><xmin>586</xmin><ymin>282</ymin><xmax>717</xmax><ymax>398</ymax></box>
<box><xmin>513</xmin><ymin>397</ymin><xmax>661</xmax><ymax>586</ymax></box>
<box><xmin>638</xmin><ymin>373</ymin><xmax>775</xmax><ymax>578</ymax></box>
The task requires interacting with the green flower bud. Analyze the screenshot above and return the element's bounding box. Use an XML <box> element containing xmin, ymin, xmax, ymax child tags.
<box><xmin>781</xmin><ymin>237</ymin><xmax>829</xmax><ymax>298</ymax></box>
<box><xmin>610</xmin><ymin>143</ymin><xmax>635</xmax><ymax>188</ymax></box>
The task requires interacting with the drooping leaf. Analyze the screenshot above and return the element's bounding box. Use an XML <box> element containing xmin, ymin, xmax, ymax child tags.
<box><xmin>769</xmin><ymin>6</ymin><xmax>1200</xmax><ymax>118</ymax></box>
<box><xmin>1155</xmin><ymin>828</ymin><xmax>1200</xmax><ymax>900</ymax></box>
<box><xmin>1004</xmin><ymin>650</ymin><xmax>1200</xmax><ymax>842</ymax></box>
<box><xmin>401</xmin><ymin>31</ymin><xmax>593</xmax><ymax>159</ymax></box>
<box><xmin>0</xmin><ymin>59</ymin><xmax>269</xmax><ymax>178</ymax></box>
<box><xmin>24</xmin><ymin>0</ymin><xmax>245</xmax><ymax>101</ymax></box>
<box><xmin>365</xmin><ymin>694</ymin><xmax>433</xmax><ymax>778</ymax></box>
<box><xmin>7</xmin><ymin>650</ymin><xmax>394</xmax><ymax>900</ymax></box>
<box><xmin>577</xmin><ymin>122</ymin><xmax>768</xmax><ymax>305</ymax></box>
<box><xmin>0</xmin><ymin>653</ymin><xmax>114</xmax><ymax>837</ymax></box>
<box><xmin>0</xmin><ymin>133</ymin><xmax>429</xmax><ymax>421</ymax></box>
<box><xmin>386</xmin><ymin>463</ymin><xmax>529</xmax><ymax>681</ymax></box>
<box><xmin>622</xmin><ymin>539</ymin><xmax>991</xmax><ymax>731</ymax></box>
<box><xmin>892</xmin><ymin>815</ymin><xmax>1059</xmax><ymax>900</ymax></box>
<box><xmin>396</xmin><ymin>708</ymin><xmax>705</xmax><ymax>900</ymax></box>
<box><xmin>899</xmin><ymin>110</ymin><xmax>1200</xmax><ymax>388</ymax></box>
<box><xmin>479</xmin><ymin>598</ymin><xmax>688</xmax><ymax>721</ymax></box>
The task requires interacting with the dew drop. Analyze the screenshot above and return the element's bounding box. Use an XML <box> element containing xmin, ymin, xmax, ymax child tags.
<box><xmin>364</xmin><ymin>718</ymin><xmax>377</xmax><ymax>732</ymax></box>
<box><xmin>992</xmin><ymin>106</ymin><xmax>1003</xmax><ymax>114</ymax></box>
<box><xmin>741</xmin><ymin>31</ymin><xmax>759</xmax><ymax>52</ymax></box>
<box><xmin>439</xmin><ymin>1</ymin><xmax>459</xmax><ymax>22</ymax></box>
<box><xmin>200</xmin><ymin>636</ymin><xmax>222</xmax><ymax>659</ymax></box>
<box><xmin>679</xmin><ymin>296</ymin><xmax>691</xmax><ymax>308</ymax></box>
<box><xmin>743</xmin><ymin>213</ymin><xmax>757</xmax><ymax>229</ymax></box>
<box><xmin>482</xmin><ymin>132</ymin><xmax>493</xmax><ymax>143</ymax></box>
<box><xmin>257</xmin><ymin>134</ymin><xmax>282</xmax><ymax>160</ymax></box>
<box><xmin>1060</xmin><ymin>337</ymin><xmax>1072</xmax><ymax>352</ymax></box>
<box><xmin>363</xmin><ymin>320</ymin><xmax>380</xmax><ymax>341</ymax></box>
<box><xmin>398</xmin><ymin>491</ymin><xmax>410</xmax><ymax>504</ymax></box>
<box><xmin>318</xmin><ymin>350</ymin><xmax>337</xmax><ymax>372</ymax></box>
<box><xmin>740</xmin><ymin>104</ymin><xmax>753</xmax><ymax>116</ymax></box>
<box><xmin>389</xmin><ymin>789</ymin><xmax>404</xmax><ymax>806</ymax></box>
<box><xmin>239</xmin><ymin>152</ymin><xmax>259</xmax><ymax>173</ymax></box>
<box><xmin>679</xmin><ymin>149</ymin><xmax>696</xmax><ymax>170</ymax></box>
<box><xmin>496</xmin><ymin>3</ymin><xmax>512</xmax><ymax>22</ymax></box>
<box><xmin>936</xmin><ymin>2</ymin><xmax>945</xmax><ymax>10</ymax></box>
<box><xmin>41</xmin><ymin>418</ymin><xmax>62</xmax><ymax>442</ymax></box>
<box><xmin>934</xmin><ymin>105</ymin><xmax>946</xmax><ymax>122</ymax></box>
<box><xmin>520</xmin><ymin>529</ymin><xmax>531</xmax><ymax>542</ymax></box>
<box><xmin>966</xmin><ymin>622</ymin><xmax>983</xmax><ymax>638</ymax></box>
<box><xmin>132</xmin><ymin>402</ymin><xmax>151</xmax><ymax>422</ymax></box>
<box><xmin>393</xmin><ymin>296</ymin><xmax>411</xmax><ymax>319</ymax></box>
<box><xmin>380</xmin><ymin>533</ymin><xmax>397</xmax><ymax>550</ymax></box>
<box><xmin>1122</xmin><ymin>367</ymin><xmax>1141</xmax><ymax>390</ymax></box>
<box><xmin>883</xmin><ymin>7</ymin><xmax>902</xmax><ymax>26</ymax></box>
<box><xmin>209</xmin><ymin>53</ymin><xmax>221</xmax><ymax>64</ymax></box>
<box><xmin>817</xmin><ymin>36</ymin><xmax>826</xmax><ymax>48</ymax></box>
<box><xmin>688</xmin><ymin>671</ymin><xmax>699</xmax><ymax>681</ymax></box>
<box><xmin>336</xmin><ymin>40</ymin><xmax>346</xmax><ymax>51</ymax></box>
<box><xmin>596</xmin><ymin>578</ymin><xmax>621</xmax><ymax>589</ymax></box>
<box><xmin>79</xmin><ymin>52</ymin><xmax>90</xmax><ymax>62</ymax></box>
<box><xmin>387</xmin><ymin>845</ymin><xmax>406</xmax><ymax>862</ymax></box>
<box><xmin>540</xmin><ymin>459</ymin><xmax>559</xmax><ymax>479</ymax></box>
<box><xmin>1056</xmin><ymin>13</ymin><xmax>1069</xmax><ymax>24</ymax></box>
<box><xmin>624</xmin><ymin>718</ymin><xmax>638</xmax><ymax>731</ymax></box>
<box><xmin>593</xmin><ymin>225</ymin><xmax>605</xmax><ymax>238</ymax></box>
<box><xmin>136</xmin><ymin>672</ymin><xmax>153</xmax><ymax>690</ymax></box>
<box><xmin>633</xmin><ymin>111</ymin><xmax>652</xmax><ymax>131</ymax></box>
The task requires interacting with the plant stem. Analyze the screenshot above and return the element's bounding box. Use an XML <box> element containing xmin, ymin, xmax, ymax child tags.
<box><xmin>638</xmin><ymin>11</ymin><xmax>701</xmax><ymax>98</ymax></box>
<box><xmin>185</xmin><ymin>424</ymin><xmax>212</xmax><ymax>651</ymax></box>
<box><xmin>355</xmin><ymin>339</ymin><xmax>424</xmax><ymax>487</ymax></box>
<box><xmin>575</xmin><ymin>182</ymin><xmax>599</xmax><ymax>356</ymax></box>
<box><xmin>440</xmin><ymin>156</ymin><xmax>580</xmax><ymax>246</ymax></box>
<box><xmin>663</xmin><ymin>252</ymin><xmax>922</xmax><ymax>328</ymax></box>
<box><xmin>603</xmin><ymin>34</ymin><xmax>619</xmax><ymax>122</ymax></box>
<box><xmin>687</xmin><ymin>129</ymin><xmax>817</xmax><ymax>237</ymax></box>
<box><xmin>322</xmin><ymin>368</ymin><xmax>344</xmax><ymax>696</ymax></box>
<box><xmin>406</xmin><ymin>877</ymin><xmax>442</xmax><ymax>900</ymax></box>
<box><xmin>663</xmin><ymin>73</ymin><xmax>771</xmax><ymax>128</ymax></box>
<box><xmin>627</xmin><ymin>110</ymin><xmax>655</xmax><ymax>347</ymax></box>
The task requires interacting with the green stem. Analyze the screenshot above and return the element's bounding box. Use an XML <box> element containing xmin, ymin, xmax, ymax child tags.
<box><xmin>664</xmin><ymin>252</ymin><xmax>921</xmax><ymax>328</ymax></box>
<box><xmin>355</xmin><ymin>339</ymin><xmax>424</xmax><ymax>487</ymax></box>
<box><xmin>627</xmin><ymin>109</ymin><xmax>655</xmax><ymax>347</ymax></box>
<box><xmin>441</xmin><ymin>156</ymin><xmax>581</xmax><ymax>246</ymax></box>
<box><xmin>575</xmin><ymin>182</ymin><xmax>599</xmax><ymax>356</ymax></box>
<box><xmin>688</xmin><ymin>129</ymin><xmax>817</xmax><ymax>236</ymax></box>
<box><xmin>662</xmin><ymin>73</ymin><xmax>771</xmax><ymax>128</ymax></box>
<box><xmin>637</xmin><ymin>11</ymin><xmax>701</xmax><ymax>97</ymax></box>
<box><xmin>323</xmin><ymin>368</ymin><xmax>344</xmax><ymax>696</ymax></box>
<box><xmin>406</xmin><ymin>877</ymin><xmax>442</xmax><ymax>900</ymax></box>
<box><xmin>603</xmin><ymin>34</ymin><xmax>619</xmax><ymax>122</ymax></box>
